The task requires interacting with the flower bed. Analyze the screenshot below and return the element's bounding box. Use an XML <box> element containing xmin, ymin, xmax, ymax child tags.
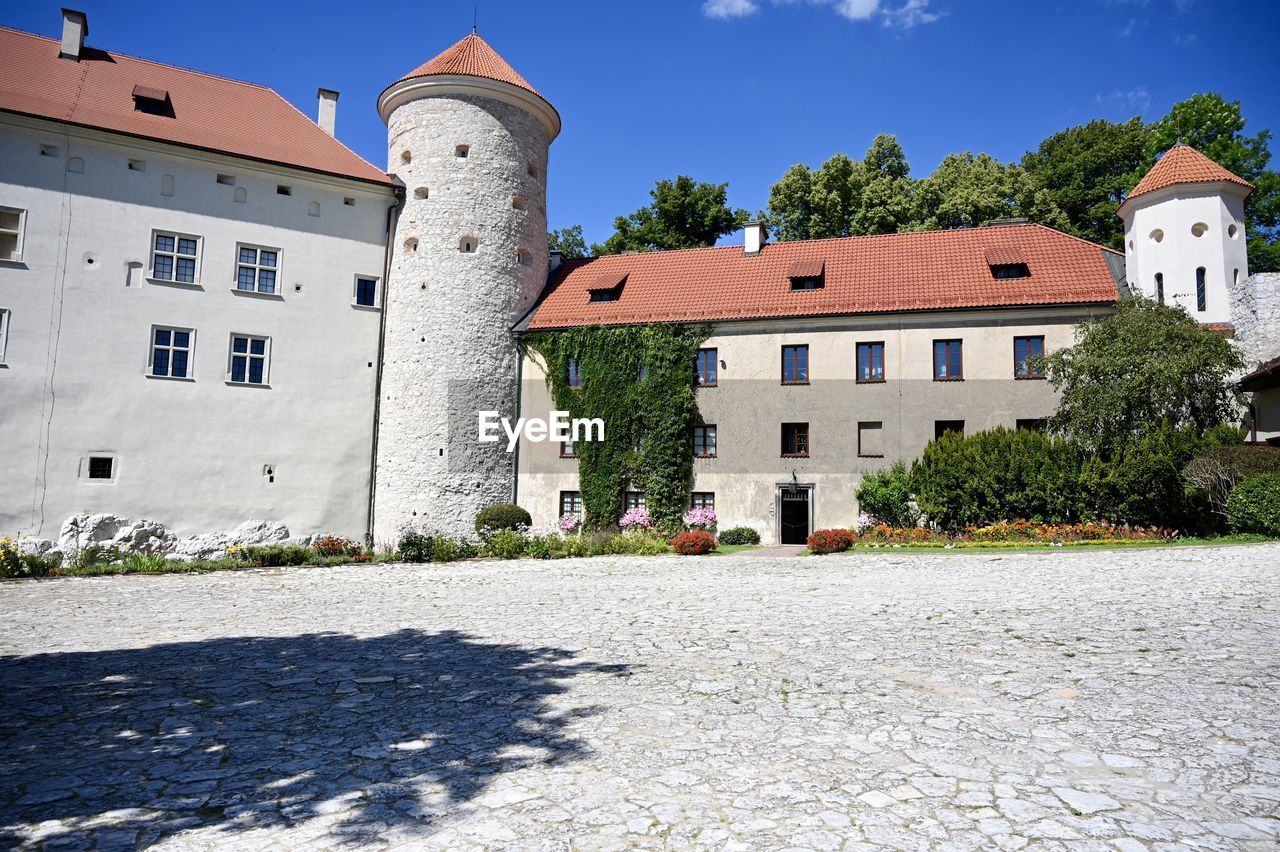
<box><xmin>671</xmin><ymin>529</ymin><xmax>717</xmax><ymax>555</ymax></box>
<box><xmin>807</xmin><ymin>528</ymin><xmax>856</xmax><ymax>554</ymax></box>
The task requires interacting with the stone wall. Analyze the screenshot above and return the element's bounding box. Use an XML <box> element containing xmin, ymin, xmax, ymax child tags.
<box><xmin>373</xmin><ymin>93</ymin><xmax>550</xmax><ymax>543</ymax></box>
<box><xmin>1231</xmin><ymin>272</ymin><xmax>1280</xmax><ymax>365</ymax></box>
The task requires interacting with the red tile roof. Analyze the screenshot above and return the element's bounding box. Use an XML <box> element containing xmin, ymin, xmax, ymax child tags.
<box><xmin>1127</xmin><ymin>145</ymin><xmax>1254</xmax><ymax>201</ymax></box>
<box><xmin>525</xmin><ymin>224</ymin><xmax>1122</xmax><ymax>330</ymax></box>
<box><xmin>393</xmin><ymin>34</ymin><xmax>541</xmax><ymax>97</ymax></box>
<box><xmin>0</xmin><ymin>27</ymin><xmax>391</xmax><ymax>186</ymax></box>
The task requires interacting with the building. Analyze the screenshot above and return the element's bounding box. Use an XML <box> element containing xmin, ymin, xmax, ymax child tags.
<box><xmin>2</xmin><ymin>9</ymin><xmax>1274</xmax><ymax>546</ymax></box>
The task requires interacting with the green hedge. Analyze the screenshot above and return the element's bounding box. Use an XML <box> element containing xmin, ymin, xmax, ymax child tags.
<box><xmin>474</xmin><ymin>503</ymin><xmax>532</xmax><ymax>534</ymax></box>
<box><xmin>856</xmin><ymin>460</ymin><xmax>918</xmax><ymax>528</ymax></box>
<box><xmin>1227</xmin><ymin>474</ymin><xmax>1280</xmax><ymax>535</ymax></box>
<box><xmin>718</xmin><ymin>526</ymin><xmax>761</xmax><ymax>546</ymax></box>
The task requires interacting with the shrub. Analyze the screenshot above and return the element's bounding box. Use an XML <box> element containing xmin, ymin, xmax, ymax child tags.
<box><xmin>235</xmin><ymin>545</ymin><xmax>316</xmax><ymax>567</ymax></box>
<box><xmin>718</xmin><ymin>526</ymin><xmax>760</xmax><ymax>546</ymax></box>
<box><xmin>474</xmin><ymin>504</ymin><xmax>532</xmax><ymax>534</ymax></box>
<box><xmin>683</xmin><ymin>507</ymin><xmax>717</xmax><ymax>530</ymax></box>
<box><xmin>856</xmin><ymin>461</ymin><xmax>918</xmax><ymax>529</ymax></box>
<box><xmin>397</xmin><ymin>530</ymin><xmax>473</xmax><ymax>563</ymax></box>
<box><xmin>619</xmin><ymin>507</ymin><xmax>651</xmax><ymax>531</ymax></box>
<box><xmin>593</xmin><ymin>531</ymin><xmax>670</xmax><ymax>556</ymax></box>
<box><xmin>1227</xmin><ymin>474</ymin><xmax>1280</xmax><ymax>535</ymax></box>
<box><xmin>0</xmin><ymin>536</ymin><xmax>22</xmax><ymax>579</ymax></box>
<box><xmin>315</xmin><ymin>535</ymin><xmax>363</xmax><ymax>557</ymax></box>
<box><xmin>967</xmin><ymin>520</ymin><xmax>1175</xmax><ymax>543</ymax></box>
<box><xmin>857</xmin><ymin>524</ymin><xmax>939</xmax><ymax>544</ymax></box>
<box><xmin>670</xmin><ymin>529</ymin><xmax>717</xmax><ymax>555</ymax></box>
<box><xmin>806</xmin><ymin>528</ymin><xmax>856</xmax><ymax>554</ymax></box>
<box><xmin>524</xmin><ymin>535</ymin><xmax>556</xmax><ymax>559</ymax></box>
<box><xmin>1182</xmin><ymin>445</ymin><xmax>1280</xmax><ymax>527</ymax></box>
<box><xmin>1079</xmin><ymin>424</ymin><xmax>1208</xmax><ymax>530</ymax></box>
<box><xmin>483</xmin><ymin>528</ymin><xmax>528</xmax><ymax>559</ymax></box>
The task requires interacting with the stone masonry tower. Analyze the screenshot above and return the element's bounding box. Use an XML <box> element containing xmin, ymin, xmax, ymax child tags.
<box><xmin>373</xmin><ymin>34</ymin><xmax>560</xmax><ymax>542</ymax></box>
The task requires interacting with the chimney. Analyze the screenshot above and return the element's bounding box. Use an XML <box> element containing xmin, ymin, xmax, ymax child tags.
<box><xmin>59</xmin><ymin>8</ymin><xmax>88</xmax><ymax>61</ymax></box>
<box><xmin>744</xmin><ymin>221</ymin><xmax>768</xmax><ymax>256</ymax></box>
<box><xmin>317</xmin><ymin>88</ymin><xmax>339</xmax><ymax>136</ymax></box>
<box><xmin>549</xmin><ymin>250</ymin><xmax>564</xmax><ymax>272</ymax></box>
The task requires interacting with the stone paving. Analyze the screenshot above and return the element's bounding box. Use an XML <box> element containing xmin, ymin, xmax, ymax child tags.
<box><xmin>2</xmin><ymin>544</ymin><xmax>1279</xmax><ymax>850</ymax></box>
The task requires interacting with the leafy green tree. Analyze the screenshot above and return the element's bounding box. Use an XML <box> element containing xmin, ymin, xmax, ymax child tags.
<box><xmin>1040</xmin><ymin>298</ymin><xmax>1245</xmax><ymax>453</ymax></box>
<box><xmin>853</xmin><ymin>135</ymin><xmax>915</xmax><ymax>235</ymax></box>
<box><xmin>913</xmin><ymin>152</ymin><xmax>1068</xmax><ymax>231</ymax></box>
<box><xmin>762</xmin><ymin>163</ymin><xmax>816</xmax><ymax>242</ymax></box>
<box><xmin>1145</xmin><ymin>93</ymin><xmax>1280</xmax><ymax>272</ymax></box>
<box><xmin>547</xmin><ymin>224</ymin><xmax>589</xmax><ymax>259</ymax></box>
<box><xmin>594</xmin><ymin>176</ymin><xmax>748</xmax><ymax>255</ymax></box>
<box><xmin>810</xmin><ymin>153</ymin><xmax>865</xmax><ymax>238</ymax></box>
<box><xmin>1021</xmin><ymin>117</ymin><xmax>1150</xmax><ymax>249</ymax></box>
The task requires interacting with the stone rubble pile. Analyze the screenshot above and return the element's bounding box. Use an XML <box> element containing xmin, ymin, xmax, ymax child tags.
<box><xmin>17</xmin><ymin>514</ymin><xmax>298</xmax><ymax>561</ymax></box>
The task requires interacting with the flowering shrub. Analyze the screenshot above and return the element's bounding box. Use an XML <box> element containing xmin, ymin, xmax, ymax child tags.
<box><xmin>560</xmin><ymin>513</ymin><xmax>581</xmax><ymax>534</ymax></box>
<box><xmin>858</xmin><ymin>524</ymin><xmax>939</xmax><ymax>544</ymax></box>
<box><xmin>684</xmin><ymin>507</ymin><xmax>717</xmax><ymax>530</ymax></box>
<box><xmin>966</xmin><ymin>520</ymin><xmax>1175</xmax><ymax>543</ymax></box>
<box><xmin>807</xmin><ymin>528</ymin><xmax>856</xmax><ymax>554</ymax></box>
<box><xmin>619</xmin><ymin>507</ymin><xmax>651</xmax><ymax>531</ymax></box>
<box><xmin>0</xmin><ymin>536</ymin><xmax>23</xmax><ymax>579</ymax></box>
<box><xmin>315</xmin><ymin>535</ymin><xmax>363</xmax><ymax>557</ymax></box>
<box><xmin>670</xmin><ymin>529</ymin><xmax>717</xmax><ymax>555</ymax></box>
<box><xmin>855</xmin><ymin>512</ymin><xmax>881</xmax><ymax>531</ymax></box>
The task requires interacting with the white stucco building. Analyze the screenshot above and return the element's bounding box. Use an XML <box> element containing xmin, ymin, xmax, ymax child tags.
<box><xmin>2</xmin><ymin>8</ymin><xmax>1275</xmax><ymax>547</ymax></box>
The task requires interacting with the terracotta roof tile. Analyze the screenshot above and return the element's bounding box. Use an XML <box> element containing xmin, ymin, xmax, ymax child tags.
<box><xmin>1128</xmin><ymin>145</ymin><xmax>1253</xmax><ymax>201</ymax></box>
<box><xmin>394</xmin><ymin>33</ymin><xmax>540</xmax><ymax>97</ymax></box>
<box><xmin>0</xmin><ymin>27</ymin><xmax>391</xmax><ymax>185</ymax></box>
<box><xmin>526</xmin><ymin>224</ymin><xmax>1121</xmax><ymax>330</ymax></box>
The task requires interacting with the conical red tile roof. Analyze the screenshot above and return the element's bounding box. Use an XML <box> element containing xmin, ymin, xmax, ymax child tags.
<box><xmin>1128</xmin><ymin>145</ymin><xmax>1254</xmax><ymax>200</ymax></box>
<box><xmin>395</xmin><ymin>33</ymin><xmax>540</xmax><ymax>97</ymax></box>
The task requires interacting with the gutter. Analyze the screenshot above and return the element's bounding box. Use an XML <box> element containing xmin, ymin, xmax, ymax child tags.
<box><xmin>366</xmin><ymin>177</ymin><xmax>406</xmax><ymax>547</ymax></box>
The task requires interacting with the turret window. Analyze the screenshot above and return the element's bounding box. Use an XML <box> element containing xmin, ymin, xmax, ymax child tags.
<box><xmin>414</xmin><ymin>187</ymin><xmax>429</xmax><ymax>200</ymax></box>
<box><xmin>1191</xmin><ymin>222</ymin><xmax>1208</xmax><ymax>238</ymax></box>
<box><xmin>404</xmin><ymin>237</ymin><xmax>418</xmax><ymax>253</ymax></box>
<box><xmin>527</xmin><ymin>162</ymin><xmax>537</xmax><ymax>178</ymax></box>
<box><xmin>400</xmin><ymin>150</ymin><xmax>412</xmax><ymax>164</ymax></box>
<box><xmin>1149</xmin><ymin>228</ymin><xmax>1164</xmax><ymax>244</ymax></box>
<box><xmin>455</xmin><ymin>144</ymin><xmax>470</xmax><ymax>159</ymax></box>
<box><xmin>512</xmin><ymin>195</ymin><xmax>526</xmax><ymax>211</ymax></box>
<box><xmin>459</xmin><ymin>236</ymin><xmax>478</xmax><ymax>254</ymax></box>
<box><xmin>1229</xmin><ymin>223</ymin><xmax>1239</xmax><ymax>239</ymax></box>
<box><xmin>1155</xmin><ymin>272</ymin><xmax>1164</xmax><ymax>304</ymax></box>
<box><xmin>1196</xmin><ymin>267</ymin><xmax>1207</xmax><ymax>312</ymax></box>
<box><xmin>516</xmin><ymin>249</ymin><xmax>531</xmax><ymax>266</ymax></box>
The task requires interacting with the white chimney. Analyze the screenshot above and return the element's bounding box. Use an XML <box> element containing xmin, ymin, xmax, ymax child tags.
<box><xmin>549</xmin><ymin>250</ymin><xmax>564</xmax><ymax>271</ymax></box>
<box><xmin>317</xmin><ymin>88</ymin><xmax>339</xmax><ymax>136</ymax></box>
<box><xmin>744</xmin><ymin>221</ymin><xmax>768</xmax><ymax>256</ymax></box>
<box><xmin>59</xmin><ymin>8</ymin><xmax>88</xmax><ymax>61</ymax></box>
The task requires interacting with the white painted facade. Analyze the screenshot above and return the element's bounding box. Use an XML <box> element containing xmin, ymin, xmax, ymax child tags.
<box><xmin>0</xmin><ymin>112</ymin><xmax>394</xmax><ymax>538</ymax></box>
<box><xmin>1120</xmin><ymin>182</ymin><xmax>1250</xmax><ymax>324</ymax></box>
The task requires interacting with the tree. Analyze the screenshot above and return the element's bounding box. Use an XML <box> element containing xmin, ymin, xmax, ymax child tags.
<box><xmin>762</xmin><ymin>163</ymin><xmax>817</xmax><ymax>242</ymax></box>
<box><xmin>548</xmin><ymin>224</ymin><xmax>588</xmax><ymax>259</ymax></box>
<box><xmin>594</xmin><ymin>176</ymin><xmax>748</xmax><ymax>255</ymax></box>
<box><xmin>1040</xmin><ymin>298</ymin><xmax>1245</xmax><ymax>453</ymax></box>
<box><xmin>1021</xmin><ymin>117</ymin><xmax>1150</xmax><ymax>250</ymax></box>
<box><xmin>913</xmin><ymin>152</ymin><xmax>1069</xmax><ymax>231</ymax></box>
<box><xmin>1145</xmin><ymin>93</ymin><xmax>1280</xmax><ymax>272</ymax></box>
<box><xmin>852</xmin><ymin>135</ymin><xmax>915</xmax><ymax>235</ymax></box>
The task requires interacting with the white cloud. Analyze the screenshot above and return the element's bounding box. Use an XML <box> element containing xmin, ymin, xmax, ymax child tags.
<box><xmin>833</xmin><ymin>0</ymin><xmax>881</xmax><ymax>20</ymax></box>
<box><xmin>703</xmin><ymin>0</ymin><xmax>759</xmax><ymax>18</ymax></box>
<box><xmin>881</xmin><ymin>0</ymin><xmax>944</xmax><ymax>28</ymax></box>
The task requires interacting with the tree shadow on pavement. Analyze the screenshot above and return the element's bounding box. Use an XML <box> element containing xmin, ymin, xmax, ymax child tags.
<box><xmin>0</xmin><ymin>629</ymin><xmax>631</xmax><ymax>847</ymax></box>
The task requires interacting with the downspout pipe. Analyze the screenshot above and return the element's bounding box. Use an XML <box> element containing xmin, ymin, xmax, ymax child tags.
<box><xmin>367</xmin><ymin>178</ymin><xmax>406</xmax><ymax>548</ymax></box>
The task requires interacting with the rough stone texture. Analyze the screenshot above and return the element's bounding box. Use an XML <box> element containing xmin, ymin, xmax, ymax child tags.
<box><xmin>1</xmin><ymin>544</ymin><xmax>1278</xmax><ymax>849</ymax></box>
<box><xmin>169</xmin><ymin>520</ymin><xmax>290</xmax><ymax>561</ymax></box>
<box><xmin>54</xmin><ymin>513</ymin><xmax>176</xmax><ymax>558</ymax></box>
<box><xmin>1231</xmin><ymin>271</ymin><xmax>1280</xmax><ymax>364</ymax></box>
<box><xmin>373</xmin><ymin>90</ymin><xmax>551</xmax><ymax>544</ymax></box>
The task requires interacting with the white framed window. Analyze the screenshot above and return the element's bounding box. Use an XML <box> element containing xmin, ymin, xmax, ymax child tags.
<box><xmin>82</xmin><ymin>454</ymin><xmax>117</xmax><ymax>482</ymax></box>
<box><xmin>235</xmin><ymin>244</ymin><xmax>280</xmax><ymax>294</ymax></box>
<box><xmin>0</xmin><ymin>308</ymin><xmax>10</xmax><ymax>364</ymax></box>
<box><xmin>149</xmin><ymin>231</ymin><xmax>201</xmax><ymax>283</ymax></box>
<box><xmin>353</xmin><ymin>275</ymin><xmax>379</xmax><ymax>308</ymax></box>
<box><xmin>228</xmin><ymin>333</ymin><xmax>270</xmax><ymax>385</ymax></box>
<box><xmin>0</xmin><ymin>207</ymin><xmax>26</xmax><ymax>262</ymax></box>
<box><xmin>149</xmin><ymin>326</ymin><xmax>194</xmax><ymax>379</ymax></box>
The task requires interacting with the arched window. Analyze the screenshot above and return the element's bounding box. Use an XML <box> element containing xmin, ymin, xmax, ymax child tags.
<box><xmin>1228</xmin><ymin>223</ymin><xmax>1239</xmax><ymax>239</ymax></box>
<box><xmin>459</xmin><ymin>235</ymin><xmax>478</xmax><ymax>254</ymax></box>
<box><xmin>512</xmin><ymin>195</ymin><xmax>526</xmax><ymax>211</ymax></box>
<box><xmin>233</xmin><ymin>186</ymin><xmax>247</xmax><ymax>204</ymax></box>
<box><xmin>1196</xmin><ymin>267</ymin><xmax>1207</xmax><ymax>312</ymax></box>
<box><xmin>307</xmin><ymin>201</ymin><xmax>320</xmax><ymax>217</ymax></box>
<box><xmin>66</xmin><ymin>156</ymin><xmax>85</xmax><ymax>174</ymax></box>
<box><xmin>1155</xmin><ymin>272</ymin><xmax>1164</xmax><ymax>305</ymax></box>
<box><xmin>400</xmin><ymin>150</ymin><xmax>412</xmax><ymax>164</ymax></box>
<box><xmin>404</xmin><ymin>237</ymin><xmax>418</xmax><ymax>254</ymax></box>
<box><xmin>413</xmin><ymin>186</ymin><xmax>428</xmax><ymax>200</ymax></box>
<box><xmin>455</xmin><ymin>144</ymin><xmax>470</xmax><ymax>159</ymax></box>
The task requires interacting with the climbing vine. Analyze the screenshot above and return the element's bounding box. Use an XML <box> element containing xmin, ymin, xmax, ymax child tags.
<box><xmin>522</xmin><ymin>324</ymin><xmax>711</xmax><ymax>535</ymax></box>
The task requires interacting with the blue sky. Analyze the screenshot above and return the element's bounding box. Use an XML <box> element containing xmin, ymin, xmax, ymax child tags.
<box><xmin>6</xmin><ymin>0</ymin><xmax>1279</xmax><ymax>246</ymax></box>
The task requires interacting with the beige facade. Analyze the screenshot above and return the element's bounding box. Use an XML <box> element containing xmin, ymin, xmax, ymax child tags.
<box><xmin>515</xmin><ymin>305</ymin><xmax>1108</xmax><ymax>544</ymax></box>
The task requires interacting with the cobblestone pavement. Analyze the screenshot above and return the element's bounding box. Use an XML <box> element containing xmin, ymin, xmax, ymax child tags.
<box><xmin>2</xmin><ymin>544</ymin><xmax>1279</xmax><ymax>850</ymax></box>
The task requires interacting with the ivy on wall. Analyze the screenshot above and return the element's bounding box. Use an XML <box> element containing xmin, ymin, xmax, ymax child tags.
<box><xmin>522</xmin><ymin>324</ymin><xmax>711</xmax><ymax>534</ymax></box>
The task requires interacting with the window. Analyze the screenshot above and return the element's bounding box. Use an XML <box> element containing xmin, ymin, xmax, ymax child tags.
<box><xmin>782</xmin><ymin>422</ymin><xmax>809</xmax><ymax>457</ymax></box>
<box><xmin>991</xmin><ymin>263</ymin><xmax>1030</xmax><ymax>280</ymax></box>
<box><xmin>228</xmin><ymin>334</ymin><xmax>269</xmax><ymax>385</ymax></box>
<box><xmin>150</xmin><ymin>327</ymin><xmax>193</xmax><ymax>378</ymax></box>
<box><xmin>0</xmin><ymin>207</ymin><xmax>26</xmax><ymax>261</ymax></box>
<box><xmin>1191</xmin><ymin>222</ymin><xmax>1208</xmax><ymax>238</ymax></box>
<box><xmin>933</xmin><ymin>339</ymin><xmax>963</xmax><ymax>380</ymax></box>
<box><xmin>624</xmin><ymin>491</ymin><xmax>646</xmax><ymax>511</ymax></box>
<box><xmin>567</xmin><ymin>357</ymin><xmax>582</xmax><ymax>389</ymax></box>
<box><xmin>1014</xmin><ymin>336</ymin><xmax>1045</xmax><ymax>379</ymax></box>
<box><xmin>459</xmin><ymin>236</ymin><xmax>478</xmax><ymax>254</ymax></box>
<box><xmin>560</xmin><ymin>439</ymin><xmax>576</xmax><ymax>458</ymax></box>
<box><xmin>636</xmin><ymin>364</ymin><xmax>647</xmax><ymax>382</ymax></box>
<box><xmin>1016</xmin><ymin>418</ymin><xmax>1048</xmax><ymax>432</ymax></box>
<box><xmin>150</xmin><ymin>231</ymin><xmax>200</xmax><ymax>283</ymax></box>
<box><xmin>132</xmin><ymin>86</ymin><xmax>173</xmax><ymax>117</ymax></box>
<box><xmin>790</xmin><ymin>276</ymin><xmax>822</xmax><ymax>291</ymax></box>
<box><xmin>588</xmin><ymin>288</ymin><xmax>619</xmax><ymax>303</ymax></box>
<box><xmin>128</xmin><ymin>159</ymin><xmax>146</xmax><ymax>172</ymax></box>
<box><xmin>354</xmin><ymin>276</ymin><xmax>378</xmax><ymax>308</ymax></box>
<box><xmin>276</xmin><ymin>184</ymin><xmax>292</xmax><ymax>196</ymax></box>
<box><xmin>88</xmin><ymin>456</ymin><xmax>115</xmax><ymax>480</ymax></box>
<box><xmin>693</xmin><ymin>425</ymin><xmax>717</xmax><ymax>458</ymax></box>
<box><xmin>1155</xmin><ymin>272</ymin><xmax>1165</xmax><ymax>304</ymax></box>
<box><xmin>935</xmin><ymin>420</ymin><xmax>964</xmax><ymax>439</ymax></box>
<box><xmin>559</xmin><ymin>490</ymin><xmax>582</xmax><ymax>519</ymax></box>
<box><xmin>782</xmin><ymin>345</ymin><xmax>809</xmax><ymax>385</ymax></box>
<box><xmin>455</xmin><ymin>144</ymin><xmax>470</xmax><ymax>158</ymax></box>
<box><xmin>857</xmin><ymin>421</ymin><xmax>884</xmax><ymax>458</ymax></box>
<box><xmin>856</xmin><ymin>342</ymin><xmax>885</xmax><ymax>383</ymax></box>
<box><xmin>690</xmin><ymin>492</ymin><xmax>715</xmax><ymax>510</ymax></box>
<box><xmin>696</xmin><ymin>348</ymin><xmax>718</xmax><ymax>387</ymax></box>
<box><xmin>1196</xmin><ymin>267</ymin><xmax>1207</xmax><ymax>312</ymax></box>
<box><xmin>236</xmin><ymin>245</ymin><xmax>279</xmax><ymax>294</ymax></box>
<box><xmin>0</xmin><ymin>308</ymin><xmax>9</xmax><ymax>364</ymax></box>
<box><xmin>217</xmin><ymin>173</ymin><xmax>235</xmax><ymax>185</ymax></box>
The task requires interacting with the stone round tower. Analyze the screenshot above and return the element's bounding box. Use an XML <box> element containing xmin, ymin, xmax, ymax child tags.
<box><xmin>373</xmin><ymin>34</ymin><xmax>560</xmax><ymax>542</ymax></box>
